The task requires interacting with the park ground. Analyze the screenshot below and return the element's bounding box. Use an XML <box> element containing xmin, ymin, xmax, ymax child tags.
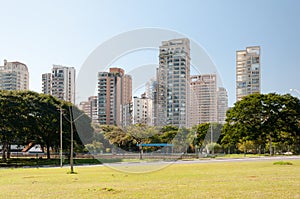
<box><xmin>0</xmin><ymin>158</ymin><xmax>299</xmax><ymax>199</ymax></box>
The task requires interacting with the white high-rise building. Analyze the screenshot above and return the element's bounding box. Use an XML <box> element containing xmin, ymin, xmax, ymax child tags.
<box><xmin>42</xmin><ymin>65</ymin><xmax>75</xmax><ymax>103</ymax></box>
<box><xmin>0</xmin><ymin>59</ymin><xmax>29</xmax><ymax>91</ymax></box>
<box><xmin>42</xmin><ymin>73</ymin><xmax>51</xmax><ymax>94</ymax></box>
<box><xmin>236</xmin><ymin>46</ymin><xmax>261</xmax><ymax>101</ymax></box>
<box><xmin>155</xmin><ymin>38</ymin><xmax>191</xmax><ymax>127</ymax></box>
<box><xmin>133</xmin><ymin>93</ymin><xmax>153</xmax><ymax>126</ymax></box>
<box><xmin>217</xmin><ymin>87</ymin><xmax>228</xmax><ymax>124</ymax></box>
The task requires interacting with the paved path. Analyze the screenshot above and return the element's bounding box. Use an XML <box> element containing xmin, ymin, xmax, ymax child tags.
<box><xmin>22</xmin><ymin>156</ymin><xmax>299</xmax><ymax>169</ymax></box>
<box><xmin>100</xmin><ymin>155</ymin><xmax>300</xmax><ymax>168</ymax></box>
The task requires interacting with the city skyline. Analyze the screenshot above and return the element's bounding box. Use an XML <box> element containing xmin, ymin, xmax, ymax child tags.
<box><xmin>1</xmin><ymin>1</ymin><xmax>300</xmax><ymax>106</ymax></box>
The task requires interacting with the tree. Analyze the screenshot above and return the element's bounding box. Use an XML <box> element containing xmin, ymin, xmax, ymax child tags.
<box><xmin>0</xmin><ymin>90</ymin><xmax>92</xmax><ymax>162</ymax></box>
<box><xmin>159</xmin><ymin>125</ymin><xmax>179</xmax><ymax>143</ymax></box>
<box><xmin>103</xmin><ymin>125</ymin><xmax>132</xmax><ymax>151</ymax></box>
<box><xmin>124</xmin><ymin>124</ymin><xmax>159</xmax><ymax>159</ymax></box>
<box><xmin>190</xmin><ymin>123</ymin><xmax>223</xmax><ymax>154</ymax></box>
<box><xmin>222</xmin><ymin>93</ymin><xmax>300</xmax><ymax>155</ymax></box>
<box><xmin>0</xmin><ymin>90</ymin><xmax>33</xmax><ymax>160</ymax></box>
<box><xmin>26</xmin><ymin>93</ymin><xmax>62</xmax><ymax>159</ymax></box>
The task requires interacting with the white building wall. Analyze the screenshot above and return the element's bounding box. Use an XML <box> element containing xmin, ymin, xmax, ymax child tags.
<box><xmin>236</xmin><ymin>46</ymin><xmax>260</xmax><ymax>101</ymax></box>
<box><xmin>43</xmin><ymin>65</ymin><xmax>75</xmax><ymax>103</ymax></box>
<box><xmin>133</xmin><ymin>94</ymin><xmax>153</xmax><ymax>126</ymax></box>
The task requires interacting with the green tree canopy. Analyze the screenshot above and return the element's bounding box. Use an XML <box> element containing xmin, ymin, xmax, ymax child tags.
<box><xmin>0</xmin><ymin>90</ymin><xmax>93</xmax><ymax>160</ymax></box>
<box><xmin>221</xmin><ymin>93</ymin><xmax>300</xmax><ymax>154</ymax></box>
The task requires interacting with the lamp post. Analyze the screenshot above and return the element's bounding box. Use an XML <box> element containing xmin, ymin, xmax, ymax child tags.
<box><xmin>210</xmin><ymin>123</ymin><xmax>214</xmax><ymax>155</ymax></box>
<box><xmin>67</xmin><ymin>106</ymin><xmax>86</xmax><ymax>174</ymax></box>
<box><xmin>69</xmin><ymin>106</ymin><xmax>74</xmax><ymax>173</ymax></box>
<box><xmin>59</xmin><ymin>107</ymin><xmax>63</xmax><ymax>167</ymax></box>
<box><xmin>194</xmin><ymin>131</ymin><xmax>198</xmax><ymax>158</ymax></box>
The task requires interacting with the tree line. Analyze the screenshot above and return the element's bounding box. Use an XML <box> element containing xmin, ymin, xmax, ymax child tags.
<box><xmin>91</xmin><ymin>93</ymin><xmax>300</xmax><ymax>155</ymax></box>
<box><xmin>1</xmin><ymin>91</ymin><xmax>300</xmax><ymax>162</ymax></box>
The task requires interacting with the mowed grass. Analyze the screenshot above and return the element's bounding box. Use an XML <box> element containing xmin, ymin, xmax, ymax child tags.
<box><xmin>0</xmin><ymin>160</ymin><xmax>299</xmax><ymax>199</ymax></box>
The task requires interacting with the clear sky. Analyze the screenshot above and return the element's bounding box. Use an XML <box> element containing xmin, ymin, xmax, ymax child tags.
<box><xmin>1</xmin><ymin>0</ymin><xmax>300</xmax><ymax>106</ymax></box>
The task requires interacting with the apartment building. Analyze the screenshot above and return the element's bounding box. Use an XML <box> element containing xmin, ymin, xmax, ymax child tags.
<box><xmin>155</xmin><ymin>38</ymin><xmax>191</xmax><ymax>127</ymax></box>
<box><xmin>236</xmin><ymin>46</ymin><xmax>260</xmax><ymax>101</ymax></box>
<box><xmin>133</xmin><ymin>93</ymin><xmax>153</xmax><ymax>126</ymax></box>
<box><xmin>98</xmin><ymin>68</ymin><xmax>132</xmax><ymax>126</ymax></box>
<box><xmin>42</xmin><ymin>65</ymin><xmax>76</xmax><ymax>103</ymax></box>
<box><xmin>79</xmin><ymin>96</ymin><xmax>98</xmax><ymax>123</ymax></box>
<box><xmin>0</xmin><ymin>59</ymin><xmax>29</xmax><ymax>90</ymax></box>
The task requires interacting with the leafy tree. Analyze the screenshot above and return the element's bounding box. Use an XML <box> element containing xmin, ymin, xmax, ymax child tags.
<box><xmin>0</xmin><ymin>91</ymin><xmax>30</xmax><ymax>160</ymax></box>
<box><xmin>159</xmin><ymin>125</ymin><xmax>179</xmax><ymax>143</ymax></box>
<box><xmin>103</xmin><ymin>125</ymin><xmax>132</xmax><ymax>150</ymax></box>
<box><xmin>237</xmin><ymin>140</ymin><xmax>256</xmax><ymax>155</ymax></box>
<box><xmin>171</xmin><ymin>127</ymin><xmax>192</xmax><ymax>154</ymax></box>
<box><xmin>222</xmin><ymin>93</ymin><xmax>300</xmax><ymax>155</ymax></box>
<box><xmin>190</xmin><ymin>123</ymin><xmax>223</xmax><ymax>153</ymax></box>
<box><xmin>0</xmin><ymin>90</ymin><xmax>93</xmax><ymax>161</ymax></box>
<box><xmin>124</xmin><ymin>124</ymin><xmax>159</xmax><ymax>159</ymax></box>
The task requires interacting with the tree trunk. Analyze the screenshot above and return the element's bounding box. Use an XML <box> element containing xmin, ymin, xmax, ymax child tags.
<box><xmin>2</xmin><ymin>142</ymin><xmax>7</xmax><ymax>162</ymax></box>
<box><xmin>46</xmin><ymin>143</ymin><xmax>51</xmax><ymax>159</ymax></box>
<box><xmin>269</xmin><ymin>136</ymin><xmax>273</xmax><ymax>156</ymax></box>
<box><xmin>7</xmin><ymin>144</ymin><xmax>11</xmax><ymax>159</ymax></box>
<box><xmin>139</xmin><ymin>143</ymin><xmax>143</xmax><ymax>160</ymax></box>
<box><xmin>258</xmin><ymin>145</ymin><xmax>261</xmax><ymax>155</ymax></box>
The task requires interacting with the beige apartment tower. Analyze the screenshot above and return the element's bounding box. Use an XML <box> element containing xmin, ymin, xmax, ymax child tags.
<box><xmin>0</xmin><ymin>59</ymin><xmax>29</xmax><ymax>90</ymax></box>
<box><xmin>236</xmin><ymin>46</ymin><xmax>260</xmax><ymax>101</ymax></box>
<box><xmin>79</xmin><ymin>96</ymin><xmax>98</xmax><ymax>123</ymax></box>
<box><xmin>98</xmin><ymin>68</ymin><xmax>132</xmax><ymax>126</ymax></box>
<box><xmin>190</xmin><ymin>74</ymin><xmax>217</xmax><ymax>126</ymax></box>
<box><xmin>190</xmin><ymin>74</ymin><xmax>228</xmax><ymax>126</ymax></box>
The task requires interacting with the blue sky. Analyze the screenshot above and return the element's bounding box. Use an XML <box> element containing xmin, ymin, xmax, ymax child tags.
<box><xmin>0</xmin><ymin>0</ymin><xmax>300</xmax><ymax>106</ymax></box>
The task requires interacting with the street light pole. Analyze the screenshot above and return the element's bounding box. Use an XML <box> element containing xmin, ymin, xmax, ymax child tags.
<box><xmin>66</xmin><ymin>105</ymin><xmax>86</xmax><ymax>174</ymax></box>
<box><xmin>60</xmin><ymin>107</ymin><xmax>63</xmax><ymax>167</ymax></box>
<box><xmin>210</xmin><ymin>124</ymin><xmax>214</xmax><ymax>155</ymax></box>
<box><xmin>69</xmin><ymin>106</ymin><xmax>74</xmax><ymax>173</ymax></box>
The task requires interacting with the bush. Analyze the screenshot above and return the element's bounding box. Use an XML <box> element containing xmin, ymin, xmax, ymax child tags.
<box><xmin>273</xmin><ymin>161</ymin><xmax>293</xmax><ymax>165</ymax></box>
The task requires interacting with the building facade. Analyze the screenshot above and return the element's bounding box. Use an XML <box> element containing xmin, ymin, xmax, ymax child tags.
<box><xmin>217</xmin><ymin>87</ymin><xmax>228</xmax><ymax>124</ymax></box>
<box><xmin>155</xmin><ymin>38</ymin><xmax>191</xmax><ymax>127</ymax></box>
<box><xmin>133</xmin><ymin>93</ymin><xmax>153</xmax><ymax>126</ymax></box>
<box><xmin>190</xmin><ymin>74</ymin><xmax>228</xmax><ymax>126</ymax></box>
<box><xmin>190</xmin><ymin>74</ymin><xmax>217</xmax><ymax>126</ymax></box>
<box><xmin>42</xmin><ymin>65</ymin><xmax>76</xmax><ymax>103</ymax></box>
<box><xmin>42</xmin><ymin>73</ymin><xmax>52</xmax><ymax>94</ymax></box>
<box><xmin>236</xmin><ymin>46</ymin><xmax>261</xmax><ymax>101</ymax></box>
<box><xmin>79</xmin><ymin>96</ymin><xmax>98</xmax><ymax>123</ymax></box>
<box><xmin>0</xmin><ymin>59</ymin><xmax>29</xmax><ymax>90</ymax></box>
<box><xmin>97</xmin><ymin>68</ymin><xmax>132</xmax><ymax>126</ymax></box>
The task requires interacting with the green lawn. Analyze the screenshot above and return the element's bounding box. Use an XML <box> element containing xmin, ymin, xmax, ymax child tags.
<box><xmin>0</xmin><ymin>160</ymin><xmax>299</xmax><ymax>199</ymax></box>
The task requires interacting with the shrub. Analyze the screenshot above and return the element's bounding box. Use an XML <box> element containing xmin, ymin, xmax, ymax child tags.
<box><xmin>273</xmin><ymin>161</ymin><xmax>293</xmax><ymax>165</ymax></box>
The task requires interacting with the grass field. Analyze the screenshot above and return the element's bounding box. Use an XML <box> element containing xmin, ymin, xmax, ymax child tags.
<box><xmin>0</xmin><ymin>160</ymin><xmax>299</xmax><ymax>199</ymax></box>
